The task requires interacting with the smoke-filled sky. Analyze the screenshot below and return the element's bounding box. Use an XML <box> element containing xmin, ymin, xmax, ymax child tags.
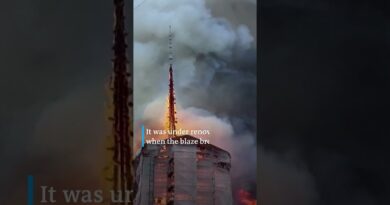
<box><xmin>133</xmin><ymin>0</ymin><xmax>257</xmax><ymax>203</ymax></box>
<box><xmin>0</xmin><ymin>0</ymin><xmax>256</xmax><ymax>204</ymax></box>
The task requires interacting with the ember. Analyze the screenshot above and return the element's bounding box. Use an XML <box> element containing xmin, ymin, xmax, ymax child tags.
<box><xmin>238</xmin><ymin>189</ymin><xmax>257</xmax><ymax>205</ymax></box>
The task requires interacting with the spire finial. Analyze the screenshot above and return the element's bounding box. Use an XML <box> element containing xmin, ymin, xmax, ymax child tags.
<box><xmin>168</xmin><ymin>25</ymin><xmax>174</xmax><ymax>65</ymax></box>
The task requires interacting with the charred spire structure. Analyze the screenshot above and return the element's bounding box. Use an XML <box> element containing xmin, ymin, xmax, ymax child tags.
<box><xmin>167</xmin><ymin>26</ymin><xmax>177</xmax><ymax>138</ymax></box>
<box><xmin>107</xmin><ymin>0</ymin><xmax>133</xmax><ymax>203</ymax></box>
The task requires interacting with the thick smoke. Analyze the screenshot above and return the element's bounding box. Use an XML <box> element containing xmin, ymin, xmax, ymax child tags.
<box><xmin>133</xmin><ymin>0</ymin><xmax>257</xmax><ymax>203</ymax></box>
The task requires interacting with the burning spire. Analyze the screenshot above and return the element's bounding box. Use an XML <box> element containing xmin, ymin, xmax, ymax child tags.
<box><xmin>106</xmin><ymin>0</ymin><xmax>133</xmax><ymax>203</ymax></box>
<box><xmin>167</xmin><ymin>26</ymin><xmax>177</xmax><ymax>138</ymax></box>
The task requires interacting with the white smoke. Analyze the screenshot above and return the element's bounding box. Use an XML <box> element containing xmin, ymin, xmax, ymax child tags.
<box><xmin>133</xmin><ymin>0</ymin><xmax>255</xmax><ymax>118</ymax></box>
<box><xmin>133</xmin><ymin>0</ymin><xmax>257</xmax><ymax>202</ymax></box>
<box><xmin>138</xmin><ymin>96</ymin><xmax>257</xmax><ymax>186</ymax></box>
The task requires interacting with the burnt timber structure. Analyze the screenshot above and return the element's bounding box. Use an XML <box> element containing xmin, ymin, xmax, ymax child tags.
<box><xmin>106</xmin><ymin>0</ymin><xmax>134</xmax><ymax>204</ymax></box>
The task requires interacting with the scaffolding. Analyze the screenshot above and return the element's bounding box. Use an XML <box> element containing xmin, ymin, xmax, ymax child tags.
<box><xmin>133</xmin><ymin>135</ymin><xmax>233</xmax><ymax>205</ymax></box>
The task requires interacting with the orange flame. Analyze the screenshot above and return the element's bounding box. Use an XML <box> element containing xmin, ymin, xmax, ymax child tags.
<box><xmin>164</xmin><ymin>95</ymin><xmax>171</xmax><ymax>131</ymax></box>
<box><xmin>238</xmin><ymin>189</ymin><xmax>257</xmax><ymax>205</ymax></box>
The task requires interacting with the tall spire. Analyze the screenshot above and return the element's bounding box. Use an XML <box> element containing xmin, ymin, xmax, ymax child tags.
<box><xmin>167</xmin><ymin>26</ymin><xmax>177</xmax><ymax>138</ymax></box>
<box><xmin>109</xmin><ymin>0</ymin><xmax>133</xmax><ymax>203</ymax></box>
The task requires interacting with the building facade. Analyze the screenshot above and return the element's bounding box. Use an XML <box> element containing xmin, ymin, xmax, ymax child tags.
<box><xmin>133</xmin><ymin>135</ymin><xmax>232</xmax><ymax>205</ymax></box>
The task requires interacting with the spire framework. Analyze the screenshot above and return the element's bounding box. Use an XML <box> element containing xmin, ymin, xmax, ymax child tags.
<box><xmin>108</xmin><ymin>0</ymin><xmax>133</xmax><ymax>203</ymax></box>
<box><xmin>167</xmin><ymin>27</ymin><xmax>177</xmax><ymax>138</ymax></box>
